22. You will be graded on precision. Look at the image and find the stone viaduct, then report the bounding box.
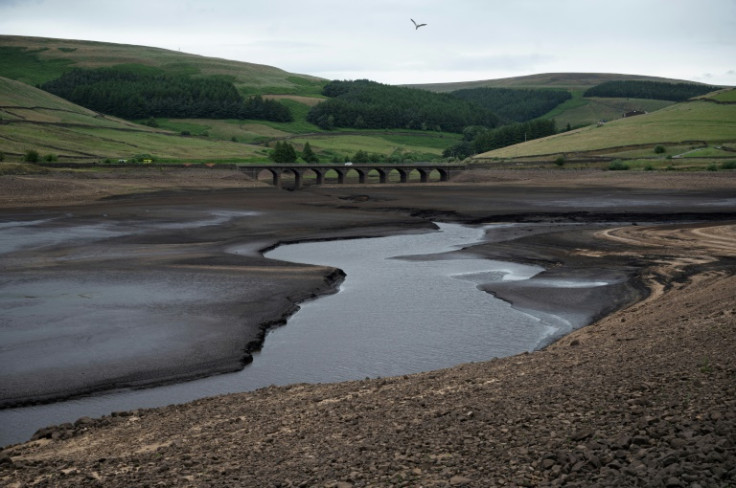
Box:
[237,163,465,189]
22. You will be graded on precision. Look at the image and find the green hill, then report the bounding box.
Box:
[1,35,732,169]
[0,36,462,163]
[408,73,718,130]
[472,93,736,168]
[0,76,268,162]
[0,35,324,96]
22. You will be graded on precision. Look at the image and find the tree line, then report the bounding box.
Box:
[450,87,571,123]
[443,119,557,159]
[41,68,292,121]
[584,80,720,102]
[306,80,499,133]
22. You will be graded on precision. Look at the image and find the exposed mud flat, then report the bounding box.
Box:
[1,169,735,487]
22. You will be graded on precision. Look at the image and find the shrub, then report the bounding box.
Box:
[44,154,57,162]
[554,156,566,167]
[721,160,736,170]
[654,145,666,154]
[707,163,718,171]
[23,149,40,163]
[608,160,629,171]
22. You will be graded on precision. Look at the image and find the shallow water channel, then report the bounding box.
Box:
[0,221,568,446]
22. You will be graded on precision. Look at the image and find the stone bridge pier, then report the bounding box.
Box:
[237,164,465,189]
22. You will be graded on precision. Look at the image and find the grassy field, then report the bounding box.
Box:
[543,91,674,129]
[473,97,736,169]
[701,88,736,103]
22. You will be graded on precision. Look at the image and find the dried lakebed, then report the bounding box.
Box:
[0,215,633,446]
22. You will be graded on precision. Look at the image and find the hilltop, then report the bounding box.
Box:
[0,35,324,95]
[404,72,703,92]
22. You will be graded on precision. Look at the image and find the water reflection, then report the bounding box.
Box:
[0,222,560,446]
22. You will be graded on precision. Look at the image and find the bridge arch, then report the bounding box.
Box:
[238,163,463,189]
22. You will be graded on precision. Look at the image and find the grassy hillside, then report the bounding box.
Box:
[2,35,731,168]
[0,73,459,163]
[0,76,268,162]
[408,73,719,130]
[473,94,736,169]
[542,92,674,130]
[0,35,325,96]
[0,36,466,164]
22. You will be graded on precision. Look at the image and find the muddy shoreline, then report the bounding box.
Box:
[2,169,736,487]
[1,173,735,409]
[1,187,714,409]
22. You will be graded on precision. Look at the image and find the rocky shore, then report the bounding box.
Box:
[1,168,735,487]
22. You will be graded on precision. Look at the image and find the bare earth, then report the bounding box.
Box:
[1,168,735,487]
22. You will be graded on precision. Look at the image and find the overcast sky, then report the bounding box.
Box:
[2,0,735,85]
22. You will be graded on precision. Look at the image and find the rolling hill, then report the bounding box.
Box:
[1,35,733,168]
[0,35,465,163]
[472,91,736,166]
[407,73,719,130]
[0,76,270,162]
[0,35,324,96]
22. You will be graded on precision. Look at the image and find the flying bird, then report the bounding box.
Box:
[411,18,427,30]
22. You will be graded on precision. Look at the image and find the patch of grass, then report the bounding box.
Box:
[699,357,714,374]
[0,162,49,175]
[152,119,213,137]
[543,94,674,130]
[708,88,736,103]
[284,132,459,162]
[0,46,74,85]
[677,146,736,158]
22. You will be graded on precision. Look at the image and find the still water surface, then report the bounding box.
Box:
[0,222,562,446]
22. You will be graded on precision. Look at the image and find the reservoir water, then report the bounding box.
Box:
[0,221,563,446]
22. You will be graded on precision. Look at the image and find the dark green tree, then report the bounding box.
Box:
[352,150,370,163]
[301,142,319,163]
[584,80,720,101]
[23,149,40,163]
[270,141,297,163]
